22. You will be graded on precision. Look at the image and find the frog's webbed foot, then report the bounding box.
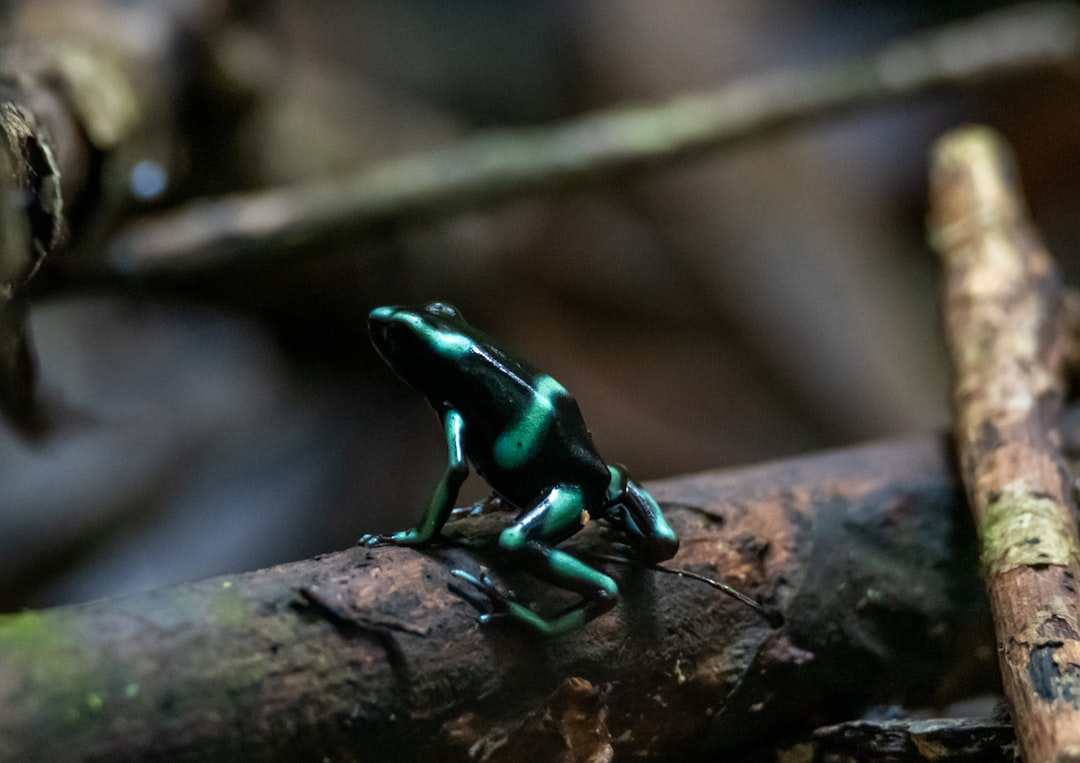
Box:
[449,504,484,520]
[450,567,611,637]
[357,533,392,547]
[449,569,515,623]
[450,494,509,519]
[357,529,431,547]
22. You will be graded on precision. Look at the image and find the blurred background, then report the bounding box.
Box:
[2,0,1079,610]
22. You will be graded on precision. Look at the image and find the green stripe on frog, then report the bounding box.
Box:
[494,375,566,469]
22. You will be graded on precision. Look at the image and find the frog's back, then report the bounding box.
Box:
[371,301,612,510]
[457,356,611,509]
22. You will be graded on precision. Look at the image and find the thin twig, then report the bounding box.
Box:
[651,562,782,626]
[586,551,782,626]
[106,2,1080,275]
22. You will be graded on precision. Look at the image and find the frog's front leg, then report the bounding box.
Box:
[360,409,468,546]
[453,484,618,637]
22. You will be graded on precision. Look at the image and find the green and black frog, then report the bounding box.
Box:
[361,302,679,636]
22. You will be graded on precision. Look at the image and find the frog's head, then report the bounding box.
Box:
[368,302,476,395]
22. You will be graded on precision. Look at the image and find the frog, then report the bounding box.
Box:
[361,301,679,636]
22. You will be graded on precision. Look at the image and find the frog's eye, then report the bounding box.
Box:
[424,302,462,320]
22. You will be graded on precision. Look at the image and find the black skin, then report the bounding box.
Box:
[361,302,679,636]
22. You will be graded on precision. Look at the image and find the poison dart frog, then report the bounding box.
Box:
[361,302,679,636]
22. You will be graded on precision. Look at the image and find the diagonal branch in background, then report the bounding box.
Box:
[930,125,1080,763]
[105,2,1080,276]
[0,434,995,762]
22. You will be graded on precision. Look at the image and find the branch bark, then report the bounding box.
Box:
[812,716,1017,761]
[0,434,993,762]
[930,126,1080,763]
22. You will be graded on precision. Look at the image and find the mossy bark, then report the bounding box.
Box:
[931,125,1080,763]
[0,434,991,762]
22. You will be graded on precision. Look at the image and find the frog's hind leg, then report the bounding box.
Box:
[488,484,618,636]
[605,465,679,564]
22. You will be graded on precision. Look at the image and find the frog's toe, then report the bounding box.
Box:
[608,540,636,557]
[449,569,513,616]
[357,533,389,547]
[449,568,498,596]
[358,529,431,547]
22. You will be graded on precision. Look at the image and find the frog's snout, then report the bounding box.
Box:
[368,307,399,356]
[369,306,396,323]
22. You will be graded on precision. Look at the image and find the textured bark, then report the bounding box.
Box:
[812,716,1017,762]
[0,434,992,762]
[930,126,1080,763]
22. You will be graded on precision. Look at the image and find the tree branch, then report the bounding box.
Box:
[930,125,1080,763]
[812,716,1017,761]
[104,2,1080,275]
[0,434,993,761]
[0,51,73,432]
[0,0,226,432]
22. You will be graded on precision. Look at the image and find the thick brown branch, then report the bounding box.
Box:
[0,434,992,762]
[930,126,1080,763]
